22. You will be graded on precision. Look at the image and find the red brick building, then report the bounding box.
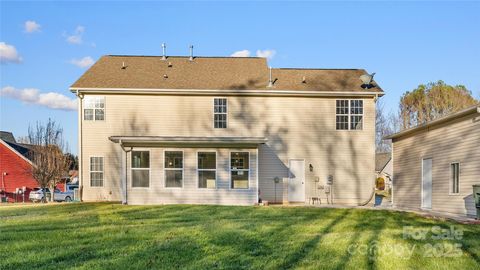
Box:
[0,132,37,202]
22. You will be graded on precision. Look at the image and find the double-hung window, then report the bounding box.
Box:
[230,152,249,189]
[198,152,216,189]
[84,96,105,121]
[165,151,183,188]
[131,151,150,188]
[90,157,104,187]
[451,163,460,194]
[214,98,227,128]
[336,99,363,130]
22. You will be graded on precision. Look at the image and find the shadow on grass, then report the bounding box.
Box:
[276,209,352,269]
[2,204,480,270]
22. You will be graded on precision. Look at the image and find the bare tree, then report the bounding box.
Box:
[27,119,71,202]
[376,99,391,152]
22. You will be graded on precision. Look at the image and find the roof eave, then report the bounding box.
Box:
[384,105,480,140]
[70,87,384,97]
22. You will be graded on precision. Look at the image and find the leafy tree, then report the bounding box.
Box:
[400,81,478,129]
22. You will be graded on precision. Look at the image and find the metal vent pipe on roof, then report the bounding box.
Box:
[189,45,194,61]
[267,66,273,87]
[161,43,167,60]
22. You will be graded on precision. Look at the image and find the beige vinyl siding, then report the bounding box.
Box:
[392,113,480,216]
[125,148,257,205]
[80,94,376,205]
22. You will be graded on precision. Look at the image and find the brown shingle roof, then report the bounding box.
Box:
[71,55,383,93]
[375,152,391,172]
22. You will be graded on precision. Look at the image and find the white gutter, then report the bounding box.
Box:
[75,90,84,201]
[109,136,268,144]
[119,140,132,205]
[70,87,384,97]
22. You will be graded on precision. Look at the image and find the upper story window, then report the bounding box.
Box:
[214,98,227,128]
[84,97,105,121]
[336,99,363,130]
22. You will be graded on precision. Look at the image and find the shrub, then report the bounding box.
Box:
[376,177,385,190]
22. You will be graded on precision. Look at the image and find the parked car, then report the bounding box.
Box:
[29,187,74,202]
[65,184,78,192]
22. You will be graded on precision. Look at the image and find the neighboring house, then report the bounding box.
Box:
[375,152,392,189]
[385,105,480,217]
[0,132,36,202]
[70,55,384,205]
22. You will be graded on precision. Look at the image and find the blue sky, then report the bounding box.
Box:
[1,1,479,154]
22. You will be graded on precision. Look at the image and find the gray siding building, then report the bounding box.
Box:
[386,105,480,217]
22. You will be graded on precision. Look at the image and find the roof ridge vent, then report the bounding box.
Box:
[161,43,167,60]
[189,45,194,61]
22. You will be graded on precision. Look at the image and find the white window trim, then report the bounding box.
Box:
[131,150,150,189]
[197,150,217,189]
[335,99,363,131]
[213,97,228,129]
[164,149,184,189]
[449,162,460,195]
[229,150,250,190]
[83,96,106,121]
[89,155,104,188]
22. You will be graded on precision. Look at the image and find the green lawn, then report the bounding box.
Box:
[0,203,479,270]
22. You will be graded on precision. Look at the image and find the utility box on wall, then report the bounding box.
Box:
[326,175,333,185]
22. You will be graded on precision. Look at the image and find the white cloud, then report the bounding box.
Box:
[65,26,85,44]
[70,56,94,68]
[24,20,41,33]
[230,50,251,57]
[231,49,277,59]
[0,42,22,64]
[256,49,276,59]
[0,86,77,111]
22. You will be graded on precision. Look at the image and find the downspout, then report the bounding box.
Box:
[75,90,84,201]
[119,140,132,205]
[358,94,379,206]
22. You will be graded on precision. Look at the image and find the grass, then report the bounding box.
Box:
[0,203,479,270]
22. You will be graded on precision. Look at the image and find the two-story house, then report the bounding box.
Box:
[70,55,384,205]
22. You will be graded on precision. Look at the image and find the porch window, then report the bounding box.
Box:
[165,151,183,188]
[214,98,227,128]
[451,163,460,194]
[230,152,249,189]
[336,99,363,130]
[90,157,104,187]
[131,151,149,188]
[198,152,216,188]
[84,96,105,121]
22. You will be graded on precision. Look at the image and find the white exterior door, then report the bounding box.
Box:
[288,159,305,202]
[422,158,432,209]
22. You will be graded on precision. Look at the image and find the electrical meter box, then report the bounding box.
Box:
[326,175,333,185]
